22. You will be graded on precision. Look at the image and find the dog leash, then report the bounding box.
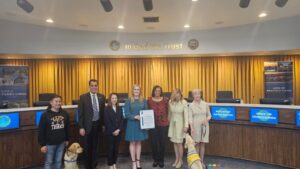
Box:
[200,124,206,140]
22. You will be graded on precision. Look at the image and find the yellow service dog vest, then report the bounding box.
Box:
[187,149,201,166]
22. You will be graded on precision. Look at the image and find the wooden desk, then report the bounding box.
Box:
[1,103,300,169]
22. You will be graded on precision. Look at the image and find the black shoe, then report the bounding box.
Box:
[136,159,142,169]
[152,162,158,167]
[158,162,164,168]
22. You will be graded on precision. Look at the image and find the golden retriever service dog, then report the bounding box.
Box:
[64,143,83,169]
[185,134,204,169]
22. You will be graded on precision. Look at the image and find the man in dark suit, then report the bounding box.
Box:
[78,79,105,169]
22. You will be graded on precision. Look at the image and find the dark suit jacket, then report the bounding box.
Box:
[104,106,124,135]
[78,92,105,134]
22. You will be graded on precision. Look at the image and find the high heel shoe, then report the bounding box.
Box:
[172,161,178,167]
[175,161,183,168]
[136,159,142,169]
[132,160,137,169]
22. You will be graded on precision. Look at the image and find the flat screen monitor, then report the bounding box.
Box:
[35,111,44,126]
[296,110,300,127]
[250,108,278,124]
[211,106,236,121]
[0,112,20,130]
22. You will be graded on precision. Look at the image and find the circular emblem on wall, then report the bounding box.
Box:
[109,40,121,51]
[188,39,199,50]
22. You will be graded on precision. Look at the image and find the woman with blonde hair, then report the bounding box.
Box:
[124,84,148,169]
[188,89,211,163]
[168,88,188,168]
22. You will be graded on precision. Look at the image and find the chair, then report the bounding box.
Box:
[216,91,233,99]
[33,93,56,107]
[162,92,172,99]
[72,100,79,105]
[39,93,56,101]
[116,93,128,103]
[216,91,241,103]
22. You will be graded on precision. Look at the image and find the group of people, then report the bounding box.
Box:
[38,79,211,169]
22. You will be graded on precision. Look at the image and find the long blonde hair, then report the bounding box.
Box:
[130,84,144,103]
[170,88,183,103]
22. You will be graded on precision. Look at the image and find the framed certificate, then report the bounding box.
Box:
[140,109,155,129]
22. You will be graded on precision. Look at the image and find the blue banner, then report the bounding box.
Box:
[0,112,20,130]
[0,65,29,108]
[296,110,300,127]
[250,108,278,124]
[211,106,236,121]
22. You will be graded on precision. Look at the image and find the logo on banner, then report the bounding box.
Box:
[0,115,11,127]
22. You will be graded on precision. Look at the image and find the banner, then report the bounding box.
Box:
[211,106,236,121]
[264,61,293,101]
[0,65,29,108]
[250,108,278,124]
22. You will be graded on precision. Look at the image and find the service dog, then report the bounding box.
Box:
[185,134,204,169]
[64,142,83,169]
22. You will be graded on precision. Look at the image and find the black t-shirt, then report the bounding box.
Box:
[38,109,70,146]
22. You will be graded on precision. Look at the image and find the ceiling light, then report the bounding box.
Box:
[239,0,251,8]
[275,0,288,7]
[16,0,34,13]
[184,24,190,28]
[100,0,113,12]
[258,13,267,18]
[192,0,198,2]
[118,25,124,29]
[143,0,153,11]
[46,18,54,23]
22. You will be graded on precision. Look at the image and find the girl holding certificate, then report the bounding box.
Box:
[124,84,148,169]
[168,88,189,168]
[148,85,169,168]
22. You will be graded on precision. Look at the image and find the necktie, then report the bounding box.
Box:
[92,94,99,121]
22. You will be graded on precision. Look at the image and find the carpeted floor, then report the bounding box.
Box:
[29,154,292,169]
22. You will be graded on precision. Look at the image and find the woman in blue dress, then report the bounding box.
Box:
[124,84,148,169]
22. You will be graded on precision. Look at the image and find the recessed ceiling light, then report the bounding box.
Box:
[46,18,54,23]
[258,12,267,18]
[118,25,124,29]
[192,0,198,2]
[184,24,190,28]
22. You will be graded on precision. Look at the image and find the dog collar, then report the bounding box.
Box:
[65,159,76,163]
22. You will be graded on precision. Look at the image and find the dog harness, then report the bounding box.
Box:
[187,149,201,166]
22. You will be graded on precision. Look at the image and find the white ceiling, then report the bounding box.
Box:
[0,0,300,33]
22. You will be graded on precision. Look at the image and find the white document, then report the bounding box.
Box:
[140,109,155,129]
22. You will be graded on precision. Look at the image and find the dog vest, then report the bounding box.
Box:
[187,149,201,166]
